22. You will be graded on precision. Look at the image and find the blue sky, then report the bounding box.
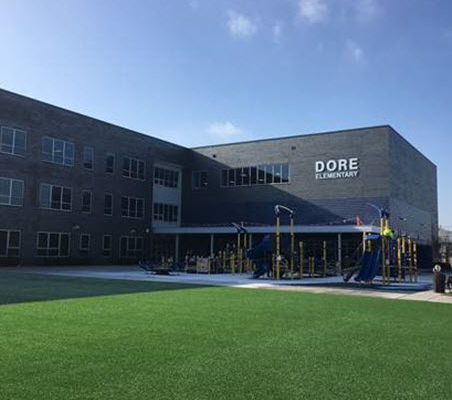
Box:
[1,0,451,225]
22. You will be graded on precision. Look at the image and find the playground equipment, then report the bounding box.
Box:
[150,203,419,286]
[341,205,418,284]
[274,205,295,280]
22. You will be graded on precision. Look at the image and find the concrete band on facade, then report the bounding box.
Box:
[0,88,438,267]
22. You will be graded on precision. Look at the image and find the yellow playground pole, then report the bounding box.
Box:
[290,215,295,279]
[243,233,248,273]
[397,237,402,282]
[413,240,418,282]
[237,232,243,275]
[385,218,391,284]
[299,241,304,279]
[230,251,235,275]
[276,214,281,280]
[408,237,413,283]
[309,256,314,277]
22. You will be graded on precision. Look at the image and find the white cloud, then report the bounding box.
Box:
[272,22,283,43]
[355,0,380,21]
[298,0,328,23]
[207,122,243,138]
[227,11,258,38]
[346,40,364,62]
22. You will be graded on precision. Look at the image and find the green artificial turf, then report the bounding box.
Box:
[0,272,451,400]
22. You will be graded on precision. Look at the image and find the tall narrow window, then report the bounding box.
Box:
[79,234,90,256]
[102,235,112,257]
[0,127,26,156]
[82,190,92,213]
[83,147,94,170]
[104,193,113,216]
[105,152,115,173]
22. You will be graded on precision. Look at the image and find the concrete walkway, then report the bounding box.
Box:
[4,265,452,304]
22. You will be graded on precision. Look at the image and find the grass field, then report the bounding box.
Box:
[0,271,451,400]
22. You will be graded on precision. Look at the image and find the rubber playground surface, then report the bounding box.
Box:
[0,268,451,400]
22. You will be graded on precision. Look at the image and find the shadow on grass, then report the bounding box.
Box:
[0,271,210,305]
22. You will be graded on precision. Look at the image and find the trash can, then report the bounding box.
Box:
[433,271,446,294]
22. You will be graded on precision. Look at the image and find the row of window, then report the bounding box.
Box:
[1,177,179,224]
[153,203,179,223]
[154,166,179,188]
[0,230,143,259]
[221,163,290,187]
[191,164,291,190]
[1,126,147,180]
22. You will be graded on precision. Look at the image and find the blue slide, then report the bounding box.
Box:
[247,235,273,279]
[354,250,381,283]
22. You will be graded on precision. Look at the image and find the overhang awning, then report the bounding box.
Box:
[152,225,380,235]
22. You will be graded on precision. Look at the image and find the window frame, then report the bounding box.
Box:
[0,229,21,257]
[220,163,290,188]
[104,193,113,216]
[0,177,24,207]
[120,196,145,219]
[152,202,178,223]
[83,146,94,170]
[36,232,71,257]
[122,156,145,181]
[39,183,72,211]
[119,236,144,259]
[81,190,92,214]
[102,235,113,257]
[105,152,115,174]
[0,126,27,157]
[79,233,90,256]
[192,170,208,190]
[41,136,74,166]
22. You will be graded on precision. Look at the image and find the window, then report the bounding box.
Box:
[153,203,178,223]
[104,193,113,216]
[41,137,74,166]
[102,235,112,257]
[221,163,290,187]
[121,196,144,219]
[0,178,24,206]
[154,166,179,188]
[39,184,72,211]
[82,190,92,213]
[83,146,94,170]
[192,171,207,190]
[105,153,115,173]
[79,234,90,256]
[0,230,20,257]
[0,126,26,156]
[36,232,70,257]
[122,156,145,180]
[120,236,143,258]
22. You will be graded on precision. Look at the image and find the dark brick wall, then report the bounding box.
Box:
[0,89,189,265]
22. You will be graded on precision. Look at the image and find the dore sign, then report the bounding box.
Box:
[315,158,359,180]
